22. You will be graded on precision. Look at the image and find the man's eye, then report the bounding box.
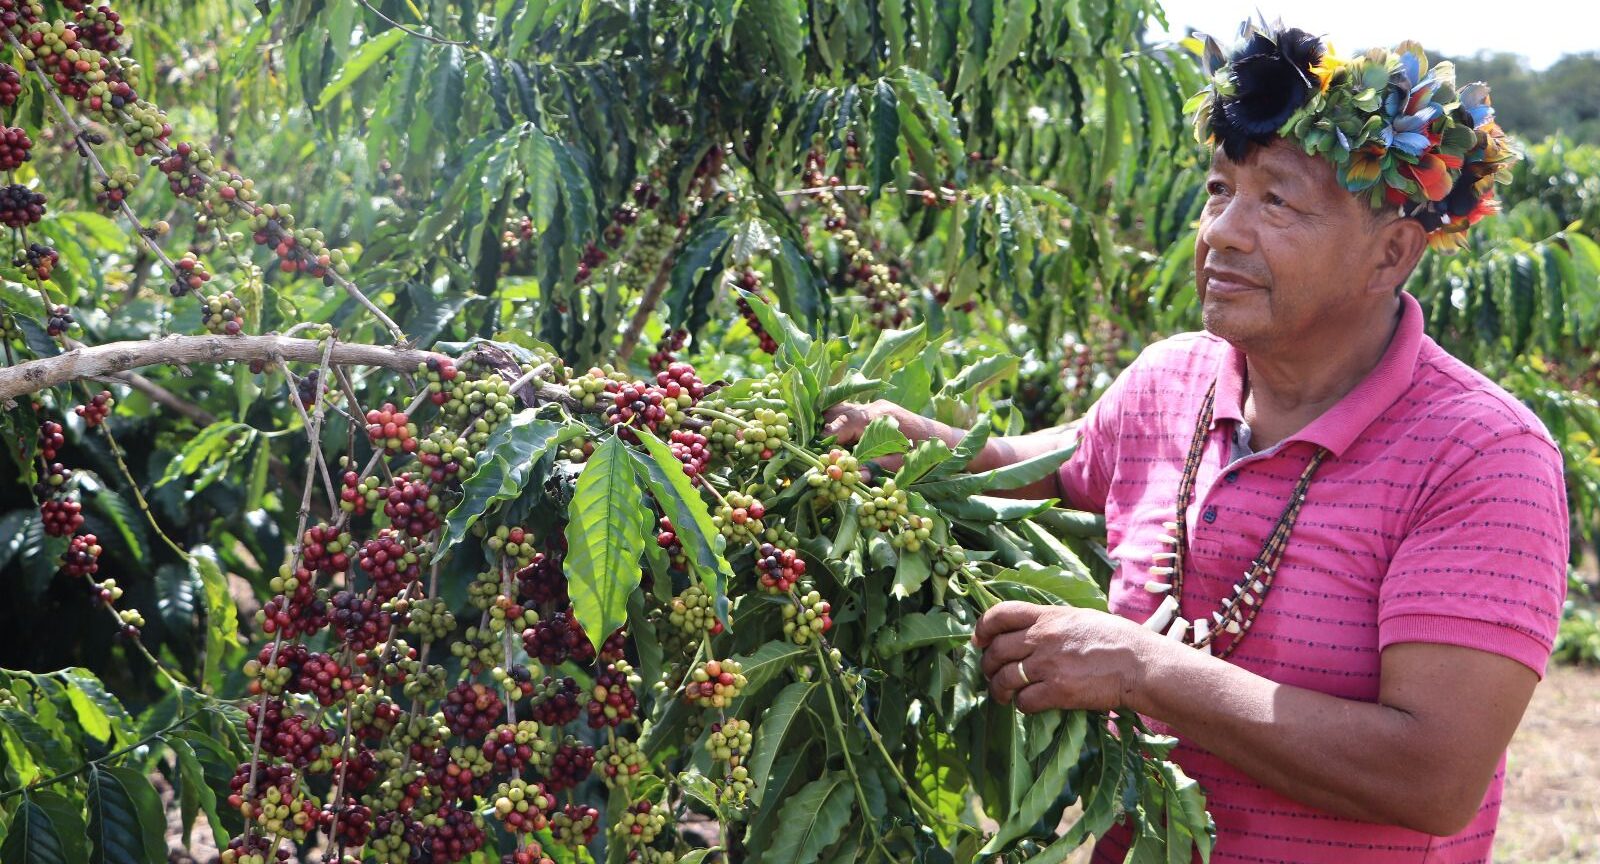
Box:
[1265,193,1289,207]
[1206,181,1228,196]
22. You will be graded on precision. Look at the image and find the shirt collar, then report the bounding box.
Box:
[1210,291,1424,458]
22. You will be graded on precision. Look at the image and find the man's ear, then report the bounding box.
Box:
[1368,216,1429,296]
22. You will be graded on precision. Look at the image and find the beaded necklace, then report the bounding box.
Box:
[1139,379,1327,658]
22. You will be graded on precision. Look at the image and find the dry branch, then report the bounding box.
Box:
[0,334,582,410]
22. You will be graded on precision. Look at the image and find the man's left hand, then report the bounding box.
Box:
[974,600,1155,714]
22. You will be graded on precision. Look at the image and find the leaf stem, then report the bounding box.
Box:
[809,641,893,864]
[0,706,207,801]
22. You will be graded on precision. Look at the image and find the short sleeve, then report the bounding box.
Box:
[1379,431,1569,678]
[1055,362,1137,514]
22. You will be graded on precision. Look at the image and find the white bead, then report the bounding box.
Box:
[1252,579,1266,593]
[1194,617,1211,646]
[1159,534,1181,546]
[1232,583,1245,595]
[1143,580,1173,594]
[1225,619,1242,634]
[1152,551,1178,563]
[1242,592,1257,606]
[1150,566,1175,577]
[1143,595,1179,632]
[1212,611,1225,625]
[1162,521,1180,532]
[1165,618,1190,641]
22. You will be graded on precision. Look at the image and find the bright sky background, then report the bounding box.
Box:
[1146,1,1600,70]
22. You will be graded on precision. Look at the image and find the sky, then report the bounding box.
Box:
[1145,1,1600,70]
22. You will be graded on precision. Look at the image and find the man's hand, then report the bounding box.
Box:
[973,600,1155,713]
[820,399,1076,498]
[820,400,921,446]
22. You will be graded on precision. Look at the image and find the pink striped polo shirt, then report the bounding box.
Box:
[1056,292,1568,863]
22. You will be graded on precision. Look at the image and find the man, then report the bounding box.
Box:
[821,23,1567,863]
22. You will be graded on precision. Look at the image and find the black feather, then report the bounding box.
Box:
[1209,27,1326,160]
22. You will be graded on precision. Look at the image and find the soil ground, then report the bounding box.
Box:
[1050,664,1600,864]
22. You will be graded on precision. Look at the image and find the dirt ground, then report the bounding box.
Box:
[1496,662,1600,862]
[1048,663,1600,864]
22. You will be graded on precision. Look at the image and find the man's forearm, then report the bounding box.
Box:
[900,415,1078,499]
[1129,639,1464,836]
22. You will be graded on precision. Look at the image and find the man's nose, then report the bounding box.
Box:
[1200,197,1255,255]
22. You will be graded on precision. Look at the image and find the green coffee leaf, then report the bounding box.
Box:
[896,437,954,486]
[316,27,408,108]
[1,790,85,864]
[565,436,649,656]
[876,610,970,656]
[758,772,856,864]
[190,545,240,693]
[630,429,737,618]
[87,764,165,864]
[853,415,910,462]
[440,413,582,556]
[860,325,927,380]
[748,681,817,806]
[57,669,129,744]
[729,640,807,694]
[914,439,1077,498]
[981,710,1088,853]
[933,494,1055,521]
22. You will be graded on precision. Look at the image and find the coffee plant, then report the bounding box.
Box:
[0,0,1596,861]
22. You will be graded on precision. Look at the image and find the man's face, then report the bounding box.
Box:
[1194,138,1388,352]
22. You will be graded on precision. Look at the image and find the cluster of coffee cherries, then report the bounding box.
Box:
[735,407,790,460]
[365,402,419,454]
[15,242,59,281]
[573,240,609,284]
[782,589,834,644]
[45,304,74,337]
[60,532,101,578]
[802,149,914,328]
[171,252,211,297]
[94,165,136,211]
[655,517,687,570]
[200,290,245,335]
[648,328,688,373]
[755,543,806,593]
[613,799,668,847]
[587,661,641,728]
[733,267,778,353]
[683,659,746,709]
[667,428,712,481]
[490,778,553,833]
[708,718,755,806]
[73,390,113,426]
[668,585,723,636]
[0,67,20,107]
[712,490,766,545]
[36,421,84,537]
[420,356,461,405]
[623,206,677,290]
[499,213,536,271]
[890,513,935,552]
[596,736,649,789]
[805,448,863,506]
[0,183,46,227]
[0,125,32,170]
[860,478,911,531]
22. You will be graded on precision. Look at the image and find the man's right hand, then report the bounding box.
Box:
[819,398,1075,500]
[819,400,920,446]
